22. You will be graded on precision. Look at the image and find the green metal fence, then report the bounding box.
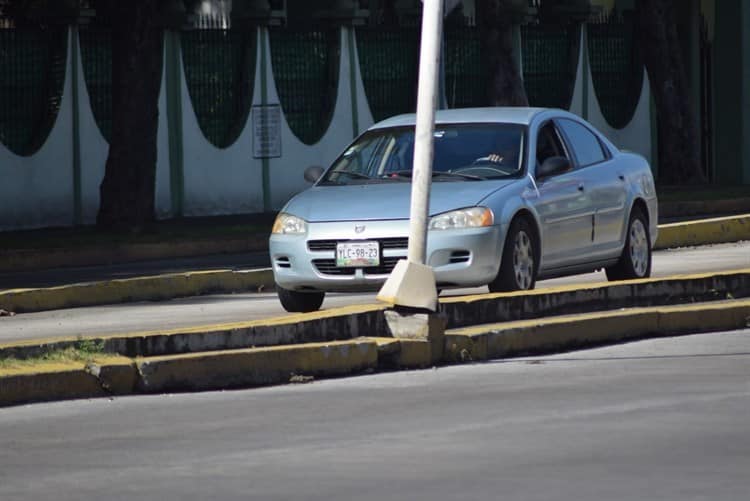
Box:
[269,28,339,145]
[445,26,487,108]
[0,27,67,156]
[181,29,255,149]
[79,28,112,141]
[521,23,579,110]
[588,19,643,129]
[355,28,420,122]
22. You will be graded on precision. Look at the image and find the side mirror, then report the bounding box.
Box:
[536,156,571,179]
[304,165,325,183]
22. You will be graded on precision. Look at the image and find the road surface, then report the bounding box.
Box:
[1,329,748,501]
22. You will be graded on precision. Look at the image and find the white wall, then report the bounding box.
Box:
[265,27,367,209]
[180,29,264,217]
[0,23,654,230]
[567,25,652,163]
[0,30,75,231]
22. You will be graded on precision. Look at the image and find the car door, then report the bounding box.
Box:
[556,118,627,260]
[531,121,594,270]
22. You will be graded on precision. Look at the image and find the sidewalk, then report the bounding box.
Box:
[0,251,270,291]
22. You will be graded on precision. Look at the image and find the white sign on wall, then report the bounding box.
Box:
[252,105,282,158]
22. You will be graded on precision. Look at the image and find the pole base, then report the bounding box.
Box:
[376,259,438,311]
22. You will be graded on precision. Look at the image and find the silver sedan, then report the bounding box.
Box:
[269,107,658,312]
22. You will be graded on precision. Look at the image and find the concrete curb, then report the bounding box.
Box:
[0,355,136,407]
[2,268,748,362]
[2,299,749,408]
[1,215,748,314]
[0,268,275,313]
[444,299,750,361]
[654,214,750,249]
[136,339,379,393]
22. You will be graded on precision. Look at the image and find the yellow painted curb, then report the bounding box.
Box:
[0,268,275,313]
[136,339,379,392]
[0,355,135,407]
[655,214,750,249]
[445,299,750,361]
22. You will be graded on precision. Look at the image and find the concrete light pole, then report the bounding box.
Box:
[376,0,444,312]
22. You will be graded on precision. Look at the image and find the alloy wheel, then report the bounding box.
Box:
[513,230,534,289]
[629,219,649,277]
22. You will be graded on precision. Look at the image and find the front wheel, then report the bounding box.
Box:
[277,286,325,313]
[488,217,538,293]
[606,208,652,281]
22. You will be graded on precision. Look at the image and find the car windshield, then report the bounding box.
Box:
[319,123,526,185]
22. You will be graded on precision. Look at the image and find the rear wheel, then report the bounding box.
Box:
[488,217,538,293]
[606,207,651,281]
[277,286,325,313]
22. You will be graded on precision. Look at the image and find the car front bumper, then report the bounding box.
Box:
[269,219,505,293]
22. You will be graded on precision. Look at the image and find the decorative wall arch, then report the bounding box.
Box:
[521,23,580,110]
[269,28,339,145]
[0,27,67,156]
[587,19,644,129]
[181,29,256,149]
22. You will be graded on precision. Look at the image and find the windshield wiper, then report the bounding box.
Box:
[434,171,484,181]
[382,170,483,181]
[382,170,413,179]
[332,170,372,180]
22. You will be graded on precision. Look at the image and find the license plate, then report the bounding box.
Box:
[336,241,380,267]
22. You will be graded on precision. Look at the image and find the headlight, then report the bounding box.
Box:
[271,213,307,234]
[429,207,494,230]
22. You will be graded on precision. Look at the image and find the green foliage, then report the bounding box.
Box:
[0,338,105,370]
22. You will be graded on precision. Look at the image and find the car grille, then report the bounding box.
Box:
[307,237,409,252]
[312,256,402,276]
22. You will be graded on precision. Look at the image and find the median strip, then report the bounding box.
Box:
[2,298,749,408]
[3,268,748,362]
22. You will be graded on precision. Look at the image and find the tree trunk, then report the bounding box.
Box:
[96,0,164,231]
[476,0,528,106]
[635,0,705,185]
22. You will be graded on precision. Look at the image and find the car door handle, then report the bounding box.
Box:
[577,183,585,191]
[618,174,625,181]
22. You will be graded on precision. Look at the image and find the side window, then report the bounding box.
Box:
[557,119,607,167]
[536,122,568,167]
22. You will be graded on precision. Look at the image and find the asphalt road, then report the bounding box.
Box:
[1,329,748,501]
[0,241,748,345]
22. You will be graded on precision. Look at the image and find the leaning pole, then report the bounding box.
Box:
[376,0,443,312]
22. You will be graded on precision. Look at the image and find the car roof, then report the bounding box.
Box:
[369,107,551,130]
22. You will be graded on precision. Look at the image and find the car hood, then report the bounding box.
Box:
[283,180,515,222]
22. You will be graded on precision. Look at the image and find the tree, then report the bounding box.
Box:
[6,0,198,231]
[475,0,528,106]
[635,0,705,185]
[94,0,167,231]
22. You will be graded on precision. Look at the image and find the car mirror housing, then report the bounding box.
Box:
[304,166,325,183]
[537,156,571,179]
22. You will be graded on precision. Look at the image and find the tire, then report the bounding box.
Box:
[277,286,325,313]
[605,207,652,281]
[488,217,538,293]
